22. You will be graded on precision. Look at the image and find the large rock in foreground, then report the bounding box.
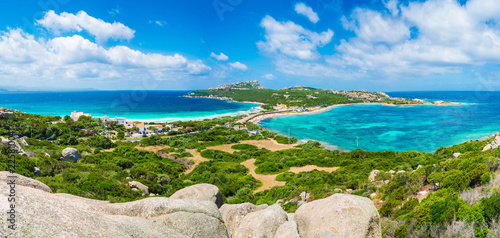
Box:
[220,203,269,237]
[61,148,81,162]
[294,193,381,238]
[0,171,52,193]
[0,173,228,238]
[171,183,224,208]
[233,204,288,238]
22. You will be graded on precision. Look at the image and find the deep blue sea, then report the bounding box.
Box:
[0,91,259,122]
[259,91,500,152]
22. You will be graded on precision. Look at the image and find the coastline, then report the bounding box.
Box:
[249,102,462,124]
[185,95,463,124]
[184,95,266,106]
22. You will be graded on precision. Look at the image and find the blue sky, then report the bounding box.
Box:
[0,0,499,91]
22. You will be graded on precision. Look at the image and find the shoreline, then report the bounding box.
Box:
[185,95,463,124]
[183,95,266,106]
[249,102,462,124]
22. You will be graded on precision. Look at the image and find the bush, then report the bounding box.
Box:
[231,144,259,150]
[275,136,298,144]
[394,224,407,238]
[441,170,470,191]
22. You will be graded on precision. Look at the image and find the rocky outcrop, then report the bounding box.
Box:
[128,181,149,197]
[33,167,41,177]
[61,148,81,162]
[0,171,52,193]
[0,172,382,238]
[171,183,223,208]
[233,204,288,238]
[483,136,500,151]
[1,137,28,157]
[0,173,228,238]
[368,170,380,181]
[294,193,381,238]
[453,153,461,158]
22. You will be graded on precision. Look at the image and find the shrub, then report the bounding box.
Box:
[231,144,259,150]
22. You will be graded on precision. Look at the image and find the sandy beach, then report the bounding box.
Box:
[246,101,462,124]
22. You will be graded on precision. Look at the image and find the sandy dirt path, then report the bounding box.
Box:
[288,165,340,173]
[240,159,340,193]
[241,159,286,193]
[135,145,170,153]
[184,149,209,175]
[207,139,298,153]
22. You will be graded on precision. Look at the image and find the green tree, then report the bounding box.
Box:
[441,170,470,191]
[117,131,125,140]
[427,172,444,188]
[246,122,260,131]
[406,172,423,195]
[46,125,61,138]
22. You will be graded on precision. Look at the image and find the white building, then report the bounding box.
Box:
[70,111,91,121]
[92,115,126,125]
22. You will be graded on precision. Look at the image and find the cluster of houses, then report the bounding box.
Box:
[330,90,389,101]
[70,111,167,136]
[69,111,261,140]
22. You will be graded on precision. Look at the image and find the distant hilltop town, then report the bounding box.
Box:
[209,80,264,90]
[187,80,461,109]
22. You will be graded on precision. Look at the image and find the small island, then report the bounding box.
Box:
[186,80,461,123]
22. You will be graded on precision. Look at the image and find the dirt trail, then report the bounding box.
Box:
[184,149,209,175]
[241,159,286,193]
[207,139,298,153]
[135,145,170,153]
[288,165,339,173]
[240,159,340,193]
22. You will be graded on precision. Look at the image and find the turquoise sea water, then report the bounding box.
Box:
[0,91,259,122]
[259,92,500,152]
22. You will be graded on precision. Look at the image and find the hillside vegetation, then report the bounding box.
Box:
[1,106,499,237]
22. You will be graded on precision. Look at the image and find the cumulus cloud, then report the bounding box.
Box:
[335,0,500,75]
[261,73,277,80]
[229,62,248,71]
[383,0,400,16]
[294,3,319,23]
[260,0,500,79]
[37,10,135,44]
[210,52,229,61]
[342,9,410,44]
[0,28,211,83]
[257,15,333,60]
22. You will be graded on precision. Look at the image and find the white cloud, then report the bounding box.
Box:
[294,3,320,23]
[261,73,277,80]
[37,10,135,44]
[150,20,167,27]
[0,28,211,83]
[260,0,500,79]
[257,15,333,60]
[335,0,500,75]
[343,8,410,44]
[229,62,248,71]
[383,0,400,16]
[210,52,229,61]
